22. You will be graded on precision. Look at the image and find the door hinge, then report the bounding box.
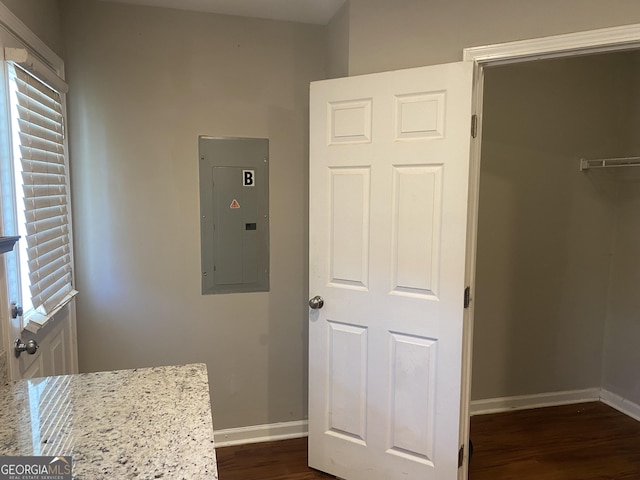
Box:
[471,114,478,138]
[464,286,471,309]
[458,445,464,468]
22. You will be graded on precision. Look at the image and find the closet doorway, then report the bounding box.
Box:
[468,48,640,477]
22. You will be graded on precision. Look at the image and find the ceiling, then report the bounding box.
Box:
[98,0,346,25]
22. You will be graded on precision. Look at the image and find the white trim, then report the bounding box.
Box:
[470,389,640,423]
[0,3,64,78]
[462,25,640,480]
[464,23,640,65]
[458,64,486,480]
[600,389,640,422]
[5,47,67,93]
[23,291,79,334]
[470,388,601,416]
[214,420,308,448]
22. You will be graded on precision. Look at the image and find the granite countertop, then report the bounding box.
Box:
[0,363,218,479]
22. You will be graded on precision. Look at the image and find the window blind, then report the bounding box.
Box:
[8,63,76,316]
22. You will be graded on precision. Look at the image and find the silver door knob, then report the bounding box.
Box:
[15,338,38,358]
[309,295,324,309]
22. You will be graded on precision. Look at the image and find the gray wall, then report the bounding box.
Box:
[602,52,640,406]
[60,0,326,430]
[0,0,63,57]
[5,0,640,430]
[326,0,349,79]
[346,0,640,74]
[473,52,639,401]
[335,0,640,405]
[605,181,640,405]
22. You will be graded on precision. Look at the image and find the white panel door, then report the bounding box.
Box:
[309,61,473,480]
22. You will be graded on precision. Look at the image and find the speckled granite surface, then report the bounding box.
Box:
[0,350,7,387]
[0,363,218,479]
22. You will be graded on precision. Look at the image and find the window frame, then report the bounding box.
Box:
[5,60,77,331]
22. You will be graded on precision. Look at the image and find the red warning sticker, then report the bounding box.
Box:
[230,199,240,209]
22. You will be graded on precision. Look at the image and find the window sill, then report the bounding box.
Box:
[23,290,78,334]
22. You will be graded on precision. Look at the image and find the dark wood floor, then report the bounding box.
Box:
[216,436,331,479]
[470,402,640,480]
[216,402,640,480]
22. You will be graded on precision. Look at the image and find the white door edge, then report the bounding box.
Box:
[459,22,640,480]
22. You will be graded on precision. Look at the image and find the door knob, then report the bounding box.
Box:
[309,295,324,310]
[15,338,38,358]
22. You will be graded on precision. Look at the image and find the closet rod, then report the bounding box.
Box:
[580,156,640,171]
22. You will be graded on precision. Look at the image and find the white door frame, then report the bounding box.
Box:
[459,23,640,479]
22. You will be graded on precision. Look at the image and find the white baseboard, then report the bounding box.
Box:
[470,388,601,415]
[471,388,640,423]
[213,391,640,448]
[214,420,308,448]
[600,389,640,422]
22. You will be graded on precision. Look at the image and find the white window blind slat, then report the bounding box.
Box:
[16,99,62,123]
[26,216,66,236]
[28,254,70,285]
[17,105,62,131]
[24,194,67,211]
[27,245,70,276]
[25,225,68,248]
[21,156,65,171]
[33,273,73,313]
[24,184,66,198]
[27,235,69,268]
[8,62,75,316]
[20,146,65,165]
[18,132,63,155]
[15,91,63,121]
[22,173,66,189]
[14,70,62,114]
[15,97,62,123]
[29,261,71,298]
[15,87,62,117]
[17,118,63,145]
[25,205,68,224]
[20,160,65,177]
[28,252,72,302]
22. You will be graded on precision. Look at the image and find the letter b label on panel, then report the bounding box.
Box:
[243,169,255,187]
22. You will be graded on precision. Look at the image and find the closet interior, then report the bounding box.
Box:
[471,50,640,420]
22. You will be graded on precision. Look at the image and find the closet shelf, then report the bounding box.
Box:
[580,156,640,171]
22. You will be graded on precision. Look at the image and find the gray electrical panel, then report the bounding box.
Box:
[199,136,269,294]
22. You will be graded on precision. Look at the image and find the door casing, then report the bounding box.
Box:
[459,22,640,480]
